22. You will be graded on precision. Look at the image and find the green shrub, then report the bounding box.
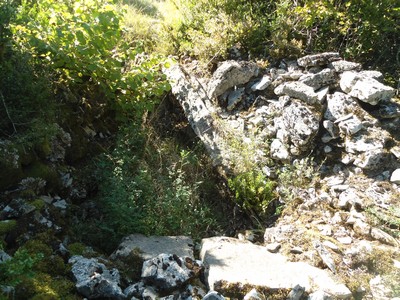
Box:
[0,249,43,288]
[12,0,171,120]
[72,124,221,251]
[228,170,276,218]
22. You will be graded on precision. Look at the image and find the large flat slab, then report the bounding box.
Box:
[110,234,194,260]
[200,237,351,299]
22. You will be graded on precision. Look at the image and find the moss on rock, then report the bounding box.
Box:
[0,220,17,236]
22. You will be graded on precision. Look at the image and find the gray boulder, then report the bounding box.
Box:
[324,92,358,121]
[0,250,11,263]
[207,61,259,99]
[275,99,321,155]
[274,82,319,105]
[142,253,203,292]
[348,77,396,105]
[330,60,362,72]
[69,255,125,299]
[340,71,395,105]
[297,52,341,68]
[299,68,336,90]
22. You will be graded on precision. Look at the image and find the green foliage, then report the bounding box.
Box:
[0,220,17,236]
[10,0,170,121]
[73,124,220,251]
[0,249,43,287]
[228,170,276,217]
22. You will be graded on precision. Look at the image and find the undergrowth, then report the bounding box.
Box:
[72,122,224,252]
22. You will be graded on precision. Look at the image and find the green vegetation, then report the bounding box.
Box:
[228,171,276,218]
[72,124,222,252]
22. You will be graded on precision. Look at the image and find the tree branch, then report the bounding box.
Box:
[0,90,17,136]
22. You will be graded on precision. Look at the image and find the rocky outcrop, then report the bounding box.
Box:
[165,52,400,299]
[69,255,125,299]
[166,52,400,175]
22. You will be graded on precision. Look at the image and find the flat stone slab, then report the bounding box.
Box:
[200,237,351,299]
[110,234,194,260]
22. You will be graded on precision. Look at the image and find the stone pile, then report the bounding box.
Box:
[163,52,400,299]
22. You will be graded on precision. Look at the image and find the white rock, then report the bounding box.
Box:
[308,290,332,300]
[110,234,194,261]
[244,288,265,300]
[325,92,357,121]
[203,291,225,300]
[349,77,396,105]
[299,68,336,90]
[337,115,363,136]
[370,275,393,300]
[390,169,400,184]
[251,76,272,91]
[207,61,259,99]
[330,60,362,72]
[287,284,305,300]
[353,150,387,170]
[353,219,371,237]
[359,70,384,81]
[297,52,341,68]
[336,236,352,245]
[142,253,202,292]
[316,86,330,102]
[370,228,399,246]
[270,139,290,161]
[340,71,360,93]
[274,82,319,105]
[200,237,351,298]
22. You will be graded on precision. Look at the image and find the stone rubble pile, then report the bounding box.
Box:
[161,52,400,299]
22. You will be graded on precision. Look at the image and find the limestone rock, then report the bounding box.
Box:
[308,290,332,300]
[200,237,351,298]
[251,76,272,91]
[390,169,400,184]
[227,87,245,111]
[299,68,336,90]
[337,115,363,136]
[280,100,321,153]
[141,253,202,292]
[330,60,362,72]
[314,241,336,273]
[370,275,393,300]
[207,61,259,99]
[297,52,341,68]
[274,82,319,105]
[348,77,396,105]
[124,282,145,299]
[353,150,388,170]
[270,139,290,162]
[0,250,11,263]
[324,92,358,121]
[370,228,399,246]
[287,284,305,300]
[110,234,194,261]
[203,291,225,300]
[69,255,125,299]
[244,288,265,300]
